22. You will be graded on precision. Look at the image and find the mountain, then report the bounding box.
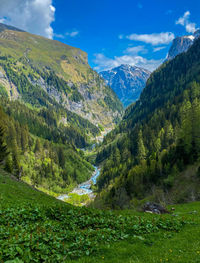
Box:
[0,23,123,195]
[0,23,123,129]
[100,64,151,107]
[167,30,200,60]
[95,36,200,209]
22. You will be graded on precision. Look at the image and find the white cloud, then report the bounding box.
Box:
[0,18,6,23]
[0,0,55,39]
[153,46,166,52]
[176,11,198,33]
[125,32,175,45]
[125,45,147,55]
[176,11,190,26]
[186,23,197,34]
[54,33,65,39]
[54,30,79,39]
[66,31,79,37]
[94,52,163,72]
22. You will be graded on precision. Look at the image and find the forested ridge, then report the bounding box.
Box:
[95,37,200,208]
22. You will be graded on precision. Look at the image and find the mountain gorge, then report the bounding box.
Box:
[100,64,151,107]
[95,36,200,209]
[0,23,123,195]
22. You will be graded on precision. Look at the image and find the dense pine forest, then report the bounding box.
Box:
[95,37,200,208]
[0,100,95,194]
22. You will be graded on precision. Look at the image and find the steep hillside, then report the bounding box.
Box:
[0,23,123,129]
[100,64,150,107]
[0,102,95,195]
[0,169,197,263]
[95,37,200,208]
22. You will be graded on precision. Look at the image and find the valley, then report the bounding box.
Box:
[0,3,200,262]
[57,166,100,205]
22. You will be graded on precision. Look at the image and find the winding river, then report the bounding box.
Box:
[57,128,110,203]
[57,166,100,202]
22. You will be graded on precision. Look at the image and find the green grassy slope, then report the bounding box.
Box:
[0,24,123,128]
[0,170,200,263]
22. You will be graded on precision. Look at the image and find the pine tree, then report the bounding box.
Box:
[179,101,193,161]
[0,126,8,165]
[5,154,13,173]
[21,126,29,152]
[12,150,20,179]
[137,130,146,162]
[58,147,65,168]
[34,139,41,153]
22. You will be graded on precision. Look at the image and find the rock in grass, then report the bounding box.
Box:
[143,202,169,214]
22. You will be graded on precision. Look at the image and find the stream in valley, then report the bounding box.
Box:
[57,166,100,202]
[57,128,110,203]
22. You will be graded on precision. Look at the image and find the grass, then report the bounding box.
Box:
[0,169,200,262]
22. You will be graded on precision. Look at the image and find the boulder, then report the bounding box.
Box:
[143,202,169,214]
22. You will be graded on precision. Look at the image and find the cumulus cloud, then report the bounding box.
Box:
[124,45,147,55]
[66,31,79,37]
[0,0,55,39]
[53,33,65,39]
[54,30,79,39]
[125,32,175,45]
[93,52,163,72]
[176,11,198,33]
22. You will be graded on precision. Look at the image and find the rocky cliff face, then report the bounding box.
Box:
[0,23,123,129]
[167,30,200,60]
[100,64,151,107]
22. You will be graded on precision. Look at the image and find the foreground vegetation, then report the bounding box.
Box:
[0,170,200,262]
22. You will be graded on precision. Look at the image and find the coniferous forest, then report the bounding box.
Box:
[95,37,200,208]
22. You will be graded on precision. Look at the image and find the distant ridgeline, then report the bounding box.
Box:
[95,37,200,208]
[0,23,123,194]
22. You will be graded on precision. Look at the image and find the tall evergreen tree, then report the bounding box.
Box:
[0,126,8,165]
[137,130,146,162]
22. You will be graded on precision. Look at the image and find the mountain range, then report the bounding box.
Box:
[100,64,151,107]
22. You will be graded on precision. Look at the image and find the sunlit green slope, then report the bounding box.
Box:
[1,169,199,263]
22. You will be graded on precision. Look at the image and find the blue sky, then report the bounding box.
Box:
[52,0,200,72]
[0,0,200,72]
